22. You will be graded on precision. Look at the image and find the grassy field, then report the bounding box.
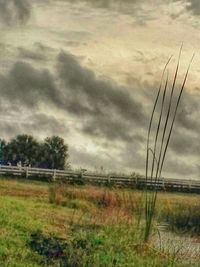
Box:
[0,178,199,267]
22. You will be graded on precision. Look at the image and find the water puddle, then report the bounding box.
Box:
[153,225,200,264]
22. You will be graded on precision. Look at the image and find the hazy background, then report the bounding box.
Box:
[1,0,200,178]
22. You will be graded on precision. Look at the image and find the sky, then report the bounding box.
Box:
[0,0,200,178]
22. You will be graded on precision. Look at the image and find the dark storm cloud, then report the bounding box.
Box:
[57,51,145,122]
[0,61,62,108]
[2,49,199,151]
[0,51,147,143]
[0,0,31,25]
[57,51,147,142]
[0,50,199,176]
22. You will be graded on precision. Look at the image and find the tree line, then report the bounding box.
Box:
[0,134,69,170]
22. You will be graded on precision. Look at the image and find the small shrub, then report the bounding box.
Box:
[160,203,200,234]
[69,174,85,185]
[29,231,68,261]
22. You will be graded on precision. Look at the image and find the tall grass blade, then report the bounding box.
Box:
[146,56,172,183]
[143,47,194,243]
[158,54,194,177]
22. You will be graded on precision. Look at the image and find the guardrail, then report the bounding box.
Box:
[0,165,199,193]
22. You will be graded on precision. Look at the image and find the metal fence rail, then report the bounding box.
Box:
[0,165,199,193]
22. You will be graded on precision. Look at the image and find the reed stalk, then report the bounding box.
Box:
[144,48,194,242]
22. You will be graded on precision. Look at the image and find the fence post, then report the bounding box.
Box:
[135,176,138,187]
[26,167,29,179]
[162,177,165,190]
[53,169,56,181]
[188,179,191,191]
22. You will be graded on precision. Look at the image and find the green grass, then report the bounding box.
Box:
[0,196,44,266]
[0,178,199,266]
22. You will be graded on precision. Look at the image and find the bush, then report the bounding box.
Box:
[160,203,200,234]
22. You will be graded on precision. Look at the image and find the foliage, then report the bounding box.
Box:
[0,134,69,170]
[0,138,7,160]
[40,136,68,169]
[4,134,40,166]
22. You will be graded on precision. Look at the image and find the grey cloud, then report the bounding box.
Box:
[57,51,145,122]
[0,0,31,25]
[82,116,142,142]
[64,41,87,48]
[54,0,154,24]
[170,128,200,156]
[0,51,147,145]
[0,112,69,140]
[118,142,145,171]
[18,47,47,61]
[176,90,200,132]
[0,52,147,144]
[164,155,198,177]
[69,147,115,170]
[0,61,62,109]
[28,113,69,136]
[57,0,200,24]
[69,144,142,173]
[50,29,92,41]
[185,0,200,15]
[171,0,200,17]
[81,0,140,9]
[168,90,200,156]
[57,51,147,142]
[1,50,199,177]
[34,42,55,53]
[58,0,141,9]
[17,42,56,62]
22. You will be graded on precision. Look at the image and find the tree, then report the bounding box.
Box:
[4,134,40,166]
[0,139,7,164]
[41,136,68,170]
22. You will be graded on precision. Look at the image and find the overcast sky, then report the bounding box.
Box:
[1,0,200,178]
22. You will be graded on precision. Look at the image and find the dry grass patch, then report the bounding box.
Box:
[0,178,49,200]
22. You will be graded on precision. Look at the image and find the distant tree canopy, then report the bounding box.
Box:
[0,135,69,170]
